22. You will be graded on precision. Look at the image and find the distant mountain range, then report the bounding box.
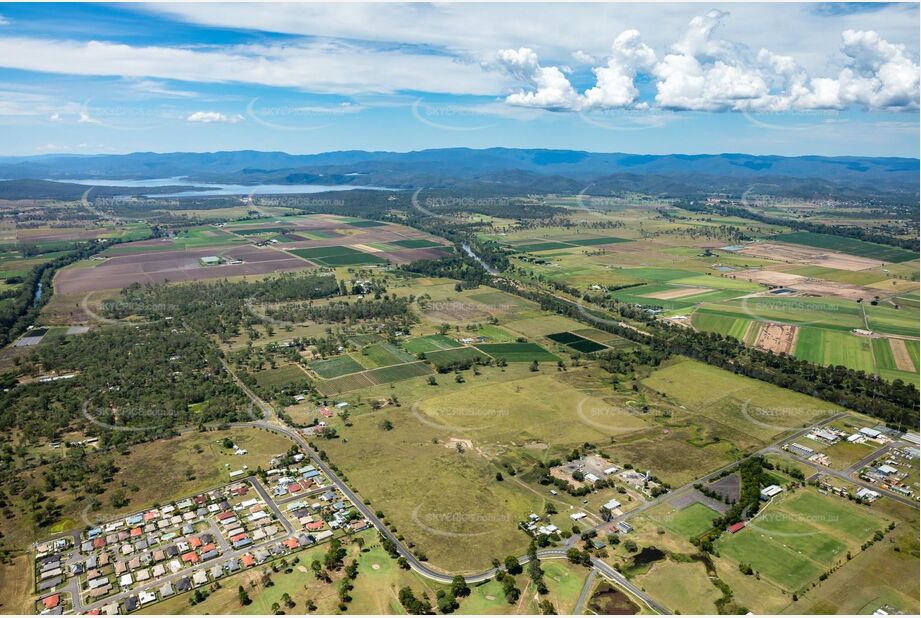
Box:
[0,148,917,201]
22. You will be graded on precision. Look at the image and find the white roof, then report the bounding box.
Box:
[877,464,898,475]
[860,427,881,437]
[761,484,784,497]
[584,473,600,483]
[604,466,619,475]
[570,512,587,520]
[603,498,622,510]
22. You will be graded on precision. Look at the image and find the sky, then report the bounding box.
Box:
[0,2,918,158]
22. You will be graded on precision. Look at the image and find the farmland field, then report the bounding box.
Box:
[309,354,365,378]
[546,331,608,353]
[474,342,560,362]
[771,231,917,263]
[288,245,386,265]
[403,334,461,353]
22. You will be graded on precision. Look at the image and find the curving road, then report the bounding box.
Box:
[221,350,670,613]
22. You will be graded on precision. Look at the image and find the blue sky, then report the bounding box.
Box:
[0,2,917,157]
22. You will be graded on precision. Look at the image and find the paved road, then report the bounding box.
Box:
[573,569,596,614]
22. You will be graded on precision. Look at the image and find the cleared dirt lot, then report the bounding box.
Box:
[737,243,884,271]
[753,322,799,354]
[732,269,872,301]
[54,245,310,294]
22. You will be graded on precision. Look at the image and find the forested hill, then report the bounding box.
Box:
[0,148,917,200]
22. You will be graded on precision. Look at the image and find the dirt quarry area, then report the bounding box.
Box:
[753,322,798,354]
[737,243,884,271]
[732,269,871,301]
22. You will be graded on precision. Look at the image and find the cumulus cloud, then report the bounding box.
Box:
[186,111,243,123]
[499,11,919,113]
[496,47,583,110]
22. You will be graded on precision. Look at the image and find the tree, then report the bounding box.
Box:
[238,586,252,606]
[450,575,470,598]
[437,590,458,614]
[539,600,557,615]
[504,555,522,575]
[380,419,394,431]
[495,471,504,481]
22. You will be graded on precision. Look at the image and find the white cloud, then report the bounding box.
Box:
[496,47,582,110]
[499,11,918,113]
[186,111,243,123]
[48,112,60,122]
[0,36,510,96]
[0,15,8,26]
[572,50,595,65]
[78,110,101,124]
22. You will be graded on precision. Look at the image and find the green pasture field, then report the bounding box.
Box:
[356,342,416,368]
[344,219,388,227]
[252,363,307,388]
[770,231,917,263]
[288,245,386,266]
[315,372,375,395]
[474,341,560,362]
[546,331,608,353]
[781,265,889,286]
[864,304,919,337]
[403,334,461,354]
[702,296,864,331]
[872,338,897,370]
[642,358,840,443]
[365,361,434,385]
[231,226,292,236]
[794,328,876,374]
[716,489,884,593]
[309,354,365,378]
[517,241,574,252]
[425,346,490,366]
[474,324,518,342]
[391,238,443,249]
[656,502,720,538]
[565,235,631,246]
[691,310,753,340]
[503,315,590,338]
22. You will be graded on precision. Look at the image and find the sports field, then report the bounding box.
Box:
[716,490,884,592]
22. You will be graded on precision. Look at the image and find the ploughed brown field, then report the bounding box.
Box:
[54,245,310,294]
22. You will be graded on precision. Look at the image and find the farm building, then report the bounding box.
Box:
[760,485,784,500]
[199,256,222,266]
[600,498,622,521]
[727,522,746,534]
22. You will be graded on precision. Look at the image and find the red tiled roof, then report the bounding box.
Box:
[189,536,202,548]
[216,511,234,520]
[288,483,302,493]
[93,538,106,549]
[181,551,200,563]
[130,527,142,537]
[42,595,60,609]
[200,543,216,553]
[230,533,248,543]
[305,521,324,530]
[241,554,254,567]
[727,522,746,534]
[283,537,299,549]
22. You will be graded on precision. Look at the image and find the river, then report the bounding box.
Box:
[461,243,498,275]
